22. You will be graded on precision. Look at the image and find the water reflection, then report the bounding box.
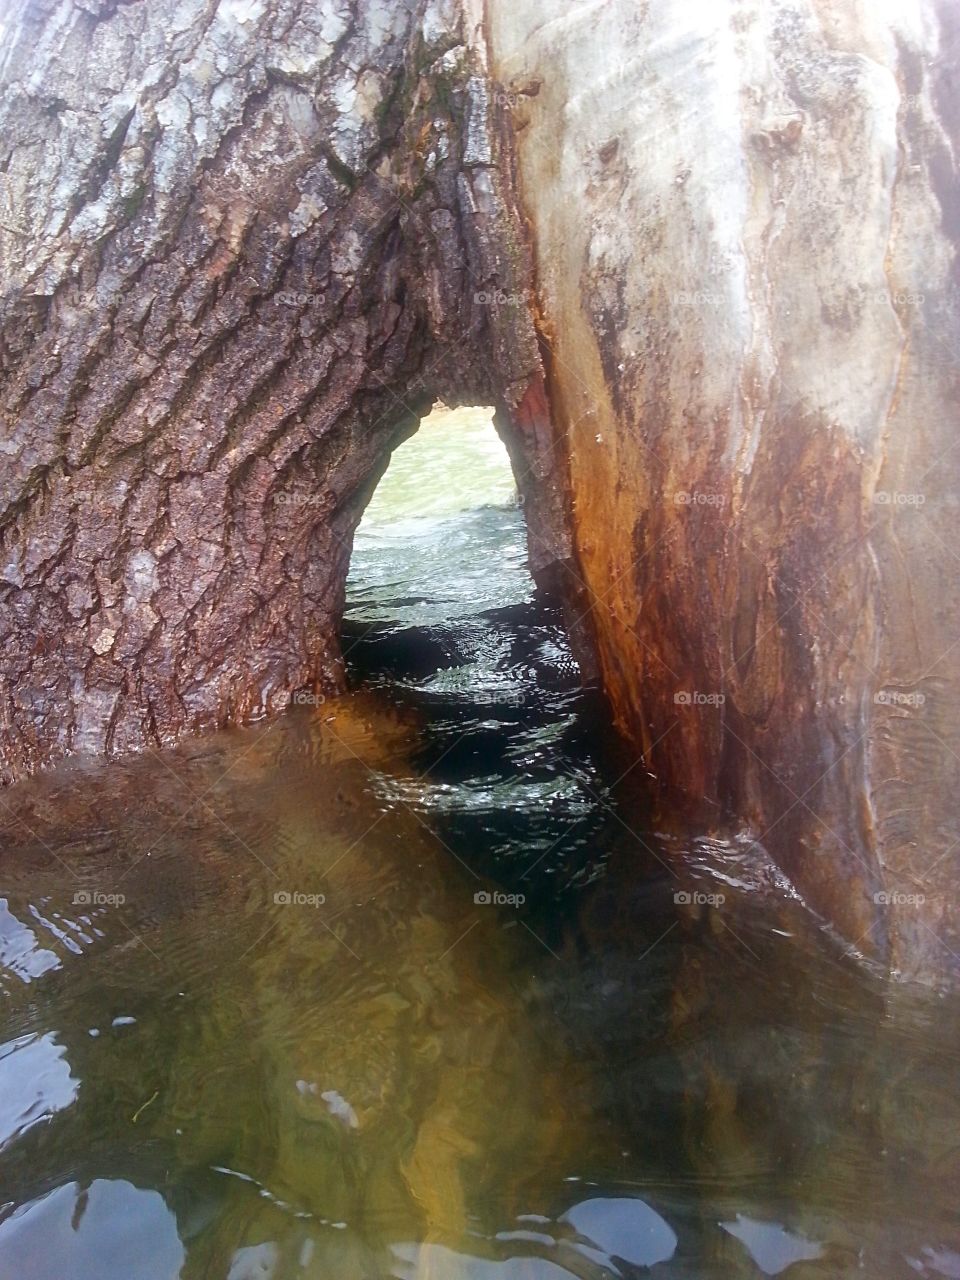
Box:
[0,410,958,1278]
[561,1197,677,1270]
[0,1179,184,1280]
[0,899,62,984]
[0,1032,78,1150]
[0,682,956,1278]
[720,1215,823,1275]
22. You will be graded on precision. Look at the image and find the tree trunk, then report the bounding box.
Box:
[486,0,960,984]
[0,0,577,780]
[3,0,960,985]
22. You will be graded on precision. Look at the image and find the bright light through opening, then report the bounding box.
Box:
[359,403,514,529]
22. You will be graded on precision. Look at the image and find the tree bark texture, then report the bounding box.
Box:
[0,0,575,782]
[3,0,960,985]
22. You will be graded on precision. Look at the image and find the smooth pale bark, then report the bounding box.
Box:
[486,0,960,984]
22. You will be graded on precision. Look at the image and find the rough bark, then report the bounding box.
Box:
[486,0,960,984]
[0,0,575,781]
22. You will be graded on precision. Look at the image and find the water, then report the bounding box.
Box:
[0,408,958,1279]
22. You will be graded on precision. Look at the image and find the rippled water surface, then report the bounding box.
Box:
[1,408,959,1279]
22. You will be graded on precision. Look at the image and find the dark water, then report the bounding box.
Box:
[1,412,959,1279]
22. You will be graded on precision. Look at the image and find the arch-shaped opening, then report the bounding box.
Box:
[339,401,606,892]
[346,403,524,632]
[343,401,537,690]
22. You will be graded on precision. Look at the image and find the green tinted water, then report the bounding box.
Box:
[364,406,517,522]
[0,410,958,1279]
